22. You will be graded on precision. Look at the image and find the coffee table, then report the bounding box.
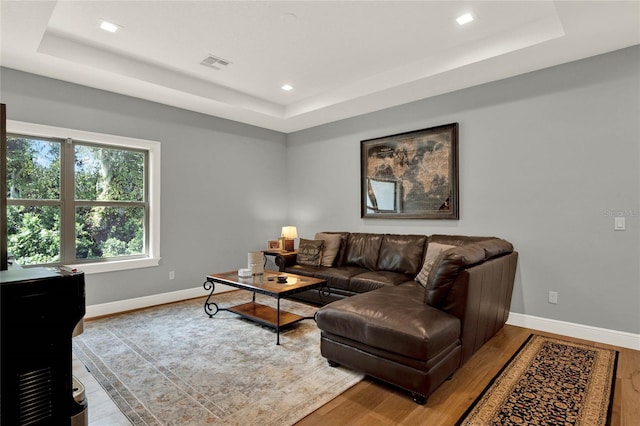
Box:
[203,270,326,345]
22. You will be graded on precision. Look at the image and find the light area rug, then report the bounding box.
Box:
[73,291,363,426]
[456,334,618,426]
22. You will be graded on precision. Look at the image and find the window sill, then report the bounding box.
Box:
[70,257,161,275]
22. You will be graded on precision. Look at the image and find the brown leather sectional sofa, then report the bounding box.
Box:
[275,232,518,404]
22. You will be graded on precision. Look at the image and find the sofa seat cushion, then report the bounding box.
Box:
[285,264,322,277]
[316,285,461,361]
[312,266,369,289]
[349,271,414,292]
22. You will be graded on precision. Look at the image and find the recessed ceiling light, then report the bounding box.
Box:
[100,20,119,33]
[456,13,474,26]
[281,84,294,91]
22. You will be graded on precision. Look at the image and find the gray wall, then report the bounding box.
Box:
[287,46,640,334]
[1,68,288,305]
[2,45,639,334]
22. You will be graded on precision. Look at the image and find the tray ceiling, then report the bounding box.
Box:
[1,1,638,133]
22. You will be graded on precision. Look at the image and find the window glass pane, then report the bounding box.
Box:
[75,145,145,202]
[7,205,61,265]
[6,136,61,200]
[76,206,145,259]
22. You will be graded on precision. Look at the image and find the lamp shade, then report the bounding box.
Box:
[281,226,298,239]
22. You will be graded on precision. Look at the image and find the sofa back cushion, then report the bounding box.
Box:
[376,234,428,275]
[424,243,485,307]
[428,234,493,247]
[415,242,456,287]
[343,233,383,271]
[424,238,514,307]
[318,232,350,266]
[314,232,343,267]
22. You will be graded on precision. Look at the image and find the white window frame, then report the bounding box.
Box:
[7,120,161,274]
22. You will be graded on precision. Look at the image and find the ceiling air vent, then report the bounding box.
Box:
[200,55,231,70]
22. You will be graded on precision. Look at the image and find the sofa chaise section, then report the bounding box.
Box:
[306,233,518,404]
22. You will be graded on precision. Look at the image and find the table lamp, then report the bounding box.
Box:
[280,226,298,251]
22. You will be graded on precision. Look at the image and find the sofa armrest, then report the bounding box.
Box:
[442,251,518,364]
[274,252,298,271]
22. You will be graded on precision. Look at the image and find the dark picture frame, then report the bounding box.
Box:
[361,123,459,219]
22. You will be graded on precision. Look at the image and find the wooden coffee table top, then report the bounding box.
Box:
[207,270,326,298]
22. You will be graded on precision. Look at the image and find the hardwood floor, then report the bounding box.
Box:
[72,353,131,425]
[295,325,640,426]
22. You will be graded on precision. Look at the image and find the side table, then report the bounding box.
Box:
[262,249,296,267]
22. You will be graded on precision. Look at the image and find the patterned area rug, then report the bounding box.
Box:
[457,334,618,426]
[73,292,363,425]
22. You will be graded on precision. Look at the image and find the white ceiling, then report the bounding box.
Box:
[1,1,639,133]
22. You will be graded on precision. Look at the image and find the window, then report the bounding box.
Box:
[6,136,62,265]
[5,121,160,273]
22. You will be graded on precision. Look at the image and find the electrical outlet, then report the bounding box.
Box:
[169,271,175,280]
[548,291,558,304]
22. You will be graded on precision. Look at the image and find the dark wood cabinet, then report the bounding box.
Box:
[1,268,87,425]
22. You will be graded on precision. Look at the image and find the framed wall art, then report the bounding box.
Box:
[361,123,459,219]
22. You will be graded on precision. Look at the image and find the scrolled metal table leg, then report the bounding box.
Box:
[319,283,331,304]
[203,278,220,317]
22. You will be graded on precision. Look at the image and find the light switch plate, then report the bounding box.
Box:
[614,216,626,231]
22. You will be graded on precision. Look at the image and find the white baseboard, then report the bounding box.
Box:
[87,292,639,351]
[507,312,640,351]
[85,284,234,319]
